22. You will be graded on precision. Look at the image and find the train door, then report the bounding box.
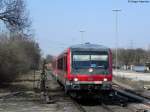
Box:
[63,55,68,84]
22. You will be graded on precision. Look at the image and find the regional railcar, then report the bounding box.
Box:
[53,43,112,95]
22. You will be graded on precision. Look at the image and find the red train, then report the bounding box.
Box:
[52,43,112,96]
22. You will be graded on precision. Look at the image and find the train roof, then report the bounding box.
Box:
[69,43,109,51]
[56,43,110,58]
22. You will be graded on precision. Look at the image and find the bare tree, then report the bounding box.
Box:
[0,0,41,83]
[0,33,41,83]
[45,55,54,63]
[112,48,149,67]
[0,0,30,32]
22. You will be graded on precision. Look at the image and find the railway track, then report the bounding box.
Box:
[47,71,150,112]
[112,83,150,112]
[38,82,150,112]
[68,93,135,112]
[67,86,150,112]
[0,91,24,99]
[73,100,133,112]
[70,97,87,112]
[101,103,133,112]
[113,83,150,103]
[1,84,149,111]
[49,82,150,112]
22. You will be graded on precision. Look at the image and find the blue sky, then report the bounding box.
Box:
[26,0,150,56]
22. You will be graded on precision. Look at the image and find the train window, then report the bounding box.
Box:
[57,56,67,71]
[57,58,63,70]
[63,56,67,71]
[73,55,90,61]
[91,55,108,61]
[72,51,109,74]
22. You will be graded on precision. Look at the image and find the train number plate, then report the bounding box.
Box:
[94,81,102,84]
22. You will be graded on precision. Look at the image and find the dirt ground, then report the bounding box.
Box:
[1,71,150,112]
[0,71,80,112]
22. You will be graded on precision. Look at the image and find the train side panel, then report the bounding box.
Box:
[54,49,69,86]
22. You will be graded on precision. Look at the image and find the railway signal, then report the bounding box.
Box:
[40,60,53,104]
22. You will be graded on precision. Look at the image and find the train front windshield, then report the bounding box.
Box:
[72,51,109,75]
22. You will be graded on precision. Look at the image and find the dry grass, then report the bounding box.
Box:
[15,70,41,81]
[113,76,150,92]
[0,70,41,92]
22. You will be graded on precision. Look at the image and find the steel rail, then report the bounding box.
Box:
[0,91,24,99]
[101,103,116,112]
[113,84,150,105]
[112,84,150,112]
[69,97,87,112]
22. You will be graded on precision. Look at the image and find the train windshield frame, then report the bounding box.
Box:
[71,51,109,75]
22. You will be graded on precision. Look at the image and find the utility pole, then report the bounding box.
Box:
[112,9,121,73]
[80,30,85,44]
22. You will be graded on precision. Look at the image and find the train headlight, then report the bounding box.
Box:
[103,78,108,82]
[74,78,78,82]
